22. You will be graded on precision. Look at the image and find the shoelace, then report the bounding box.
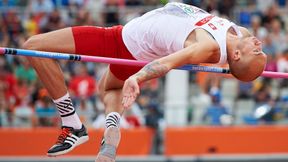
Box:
[56,128,72,144]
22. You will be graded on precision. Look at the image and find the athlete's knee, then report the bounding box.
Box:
[22,34,44,51]
[97,70,124,103]
[23,35,56,68]
[98,83,121,103]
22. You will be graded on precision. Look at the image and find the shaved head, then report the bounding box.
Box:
[229,55,266,82]
[228,36,267,82]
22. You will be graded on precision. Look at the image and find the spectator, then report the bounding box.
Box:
[0,94,8,126]
[15,58,37,85]
[217,0,235,18]
[0,17,9,47]
[29,0,54,14]
[253,83,271,106]
[102,0,120,26]
[74,8,95,26]
[0,58,17,124]
[261,3,283,30]
[265,54,278,72]
[125,103,144,128]
[253,100,283,124]
[14,78,30,106]
[2,10,25,47]
[0,0,18,12]
[248,15,268,42]
[237,81,253,99]
[203,88,231,126]
[262,33,277,57]
[0,60,15,127]
[141,78,160,98]
[68,63,97,109]
[35,96,57,127]
[277,49,288,87]
[256,0,274,12]
[278,49,288,73]
[13,100,34,127]
[125,0,142,6]
[65,0,86,7]
[85,0,105,26]
[0,0,17,7]
[183,0,202,7]
[23,13,40,37]
[41,9,66,33]
[269,18,287,54]
[144,102,162,128]
[205,0,219,15]
[76,98,96,126]
[143,0,160,6]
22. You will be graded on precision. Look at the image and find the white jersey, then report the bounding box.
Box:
[122,2,243,64]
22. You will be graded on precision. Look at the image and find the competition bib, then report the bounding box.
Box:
[159,2,207,18]
[171,2,202,16]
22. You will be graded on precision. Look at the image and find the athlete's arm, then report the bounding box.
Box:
[122,40,217,109]
[133,43,214,82]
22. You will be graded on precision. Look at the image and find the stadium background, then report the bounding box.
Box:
[0,0,288,161]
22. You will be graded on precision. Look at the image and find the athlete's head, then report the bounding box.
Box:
[228,36,267,82]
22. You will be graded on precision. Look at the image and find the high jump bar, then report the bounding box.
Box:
[0,47,287,79]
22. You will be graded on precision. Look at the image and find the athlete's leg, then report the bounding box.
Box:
[22,28,88,156]
[95,67,126,162]
[23,28,74,99]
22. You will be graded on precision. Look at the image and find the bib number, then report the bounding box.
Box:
[172,3,202,16]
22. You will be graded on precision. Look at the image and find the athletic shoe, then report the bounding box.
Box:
[47,125,89,156]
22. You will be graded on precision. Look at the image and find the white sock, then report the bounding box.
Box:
[105,112,121,128]
[53,93,82,129]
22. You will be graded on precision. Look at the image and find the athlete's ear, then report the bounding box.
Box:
[233,49,241,61]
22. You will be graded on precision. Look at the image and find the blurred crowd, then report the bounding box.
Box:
[0,0,288,133]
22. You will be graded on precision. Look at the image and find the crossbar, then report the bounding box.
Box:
[0,47,287,79]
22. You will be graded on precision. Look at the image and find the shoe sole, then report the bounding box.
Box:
[47,135,89,157]
[95,127,120,162]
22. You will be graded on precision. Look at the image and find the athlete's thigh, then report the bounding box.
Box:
[28,27,75,53]
[99,66,124,92]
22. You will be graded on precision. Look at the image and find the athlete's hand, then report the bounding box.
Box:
[122,76,140,109]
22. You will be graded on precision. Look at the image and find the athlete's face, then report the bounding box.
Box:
[240,36,264,56]
[238,36,267,69]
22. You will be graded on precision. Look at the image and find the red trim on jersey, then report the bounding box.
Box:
[195,15,215,26]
